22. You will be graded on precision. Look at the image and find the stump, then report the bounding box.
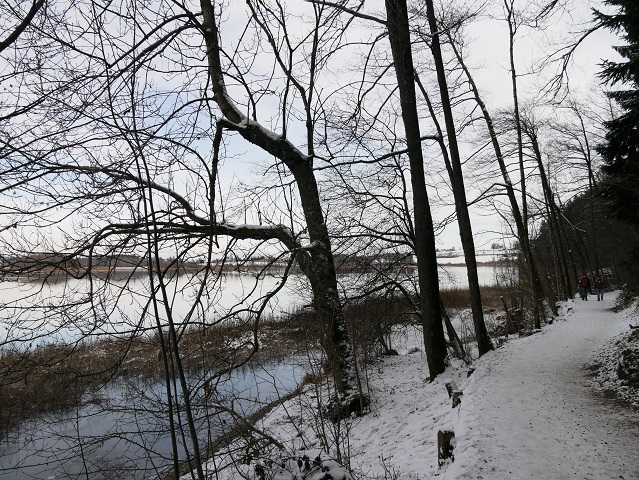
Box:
[500,296,518,334]
[437,430,455,466]
[452,390,463,407]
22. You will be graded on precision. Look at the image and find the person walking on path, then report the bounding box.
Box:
[595,277,605,301]
[579,274,591,300]
[444,291,639,480]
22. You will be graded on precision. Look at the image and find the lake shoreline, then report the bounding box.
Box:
[0,258,514,280]
[1,279,511,479]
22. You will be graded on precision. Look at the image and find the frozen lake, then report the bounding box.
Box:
[0,361,305,480]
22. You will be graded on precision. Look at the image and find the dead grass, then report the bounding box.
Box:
[440,286,505,310]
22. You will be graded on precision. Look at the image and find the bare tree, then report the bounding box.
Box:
[518,110,565,308]
[437,0,575,329]
[0,0,376,477]
[411,0,493,356]
[308,0,451,377]
[549,97,608,274]
[199,0,366,417]
[0,0,45,55]
[384,0,447,378]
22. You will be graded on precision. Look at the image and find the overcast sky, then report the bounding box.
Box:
[0,0,623,256]
[426,0,620,249]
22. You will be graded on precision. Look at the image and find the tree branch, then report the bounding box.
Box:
[0,0,45,54]
[306,0,386,26]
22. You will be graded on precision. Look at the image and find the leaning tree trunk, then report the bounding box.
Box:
[553,201,574,301]
[527,125,572,303]
[450,34,543,328]
[548,198,572,301]
[576,109,601,276]
[505,6,543,329]
[293,165,360,403]
[424,0,492,356]
[556,204,580,291]
[385,0,447,379]
[526,127,560,313]
[200,0,361,410]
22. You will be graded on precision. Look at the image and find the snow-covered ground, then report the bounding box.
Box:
[443,292,639,480]
[186,292,639,480]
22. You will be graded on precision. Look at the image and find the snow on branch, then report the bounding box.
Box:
[200,0,311,169]
[215,223,299,250]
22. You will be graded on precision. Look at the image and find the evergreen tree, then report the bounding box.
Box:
[595,1,639,225]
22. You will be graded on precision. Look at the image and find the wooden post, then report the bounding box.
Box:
[445,381,463,408]
[437,430,455,466]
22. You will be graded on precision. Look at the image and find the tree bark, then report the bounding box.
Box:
[385,0,447,379]
[423,0,492,356]
[449,28,542,329]
[505,0,543,329]
[200,0,360,406]
[524,119,568,307]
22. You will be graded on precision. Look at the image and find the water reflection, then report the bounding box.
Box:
[0,361,305,480]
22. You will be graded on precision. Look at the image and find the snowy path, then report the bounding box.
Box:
[445,293,639,479]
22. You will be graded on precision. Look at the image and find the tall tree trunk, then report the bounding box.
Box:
[505,1,543,328]
[537,142,571,301]
[548,198,572,301]
[385,0,447,379]
[575,108,601,275]
[293,166,360,402]
[525,125,561,312]
[423,0,492,356]
[587,165,599,275]
[553,201,574,301]
[450,34,542,328]
[556,202,580,293]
